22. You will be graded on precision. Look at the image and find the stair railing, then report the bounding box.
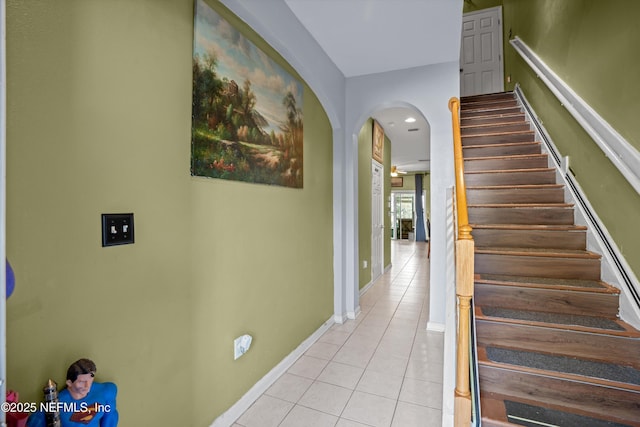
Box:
[449,97,476,427]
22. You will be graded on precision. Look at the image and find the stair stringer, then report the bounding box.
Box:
[514,85,640,330]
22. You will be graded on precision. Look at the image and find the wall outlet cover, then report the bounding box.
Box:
[234,334,253,360]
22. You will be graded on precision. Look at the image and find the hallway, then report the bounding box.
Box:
[234,240,443,427]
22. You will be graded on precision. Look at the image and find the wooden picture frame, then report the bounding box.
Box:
[391,177,403,187]
[372,120,384,163]
[191,0,304,188]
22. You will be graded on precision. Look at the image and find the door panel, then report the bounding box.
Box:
[460,7,504,97]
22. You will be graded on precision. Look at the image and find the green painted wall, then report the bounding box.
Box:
[5,1,334,425]
[463,0,503,14]
[501,0,640,281]
[358,119,392,289]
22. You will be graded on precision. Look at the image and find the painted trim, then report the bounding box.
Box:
[427,322,445,332]
[210,316,335,427]
[510,36,640,195]
[515,85,640,324]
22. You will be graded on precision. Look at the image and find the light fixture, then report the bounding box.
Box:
[404,117,416,123]
[391,166,407,177]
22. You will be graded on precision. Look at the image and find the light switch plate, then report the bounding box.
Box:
[102,213,135,247]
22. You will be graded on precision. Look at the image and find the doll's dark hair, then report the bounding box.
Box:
[66,358,96,382]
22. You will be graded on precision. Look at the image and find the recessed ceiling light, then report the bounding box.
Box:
[404,117,416,123]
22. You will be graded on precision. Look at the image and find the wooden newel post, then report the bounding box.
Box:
[454,227,474,427]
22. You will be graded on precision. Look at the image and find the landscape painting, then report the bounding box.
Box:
[192,0,304,188]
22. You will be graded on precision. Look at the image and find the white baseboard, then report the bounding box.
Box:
[333,313,348,324]
[210,316,335,427]
[359,280,374,295]
[347,306,361,320]
[426,321,445,332]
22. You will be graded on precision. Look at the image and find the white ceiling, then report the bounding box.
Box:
[284,0,463,173]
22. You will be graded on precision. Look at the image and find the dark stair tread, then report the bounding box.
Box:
[461,124,531,136]
[461,113,526,127]
[461,92,515,102]
[461,121,528,131]
[469,203,574,208]
[480,366,640,427]
[475,273,618,293]
[472,224,587,231]
[461,110,522,118]
[480,346,640,387]
[467,183,564,190]
[461,103,520,112]
[462,130,535,138]
[465,153,548,161]
[502,399,637,427]
[475,306,640,335]
[461,99,518,108]
[462,141,540,149]
[475,247,601,259]
[466,167,555,174]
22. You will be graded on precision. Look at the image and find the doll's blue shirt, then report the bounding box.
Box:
[27,382,118,427]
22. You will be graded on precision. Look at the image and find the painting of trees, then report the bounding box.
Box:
[191,0,304,188]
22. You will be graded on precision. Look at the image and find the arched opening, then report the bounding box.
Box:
[347,102,432,319]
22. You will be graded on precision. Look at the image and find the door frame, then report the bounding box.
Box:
[371,160,384,281]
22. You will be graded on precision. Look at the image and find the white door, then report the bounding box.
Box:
[371,162,383,281]
[460,6,504,97]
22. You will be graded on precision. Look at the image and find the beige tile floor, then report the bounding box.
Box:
[234,240,443,427]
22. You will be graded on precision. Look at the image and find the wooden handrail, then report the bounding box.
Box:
[450,97,475,427]
[449,97,472,241]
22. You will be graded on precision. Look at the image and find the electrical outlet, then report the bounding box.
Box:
[362,260,368,269]
[234,334,253,360]
[102,213,135,247]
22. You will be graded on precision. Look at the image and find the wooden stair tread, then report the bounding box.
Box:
[475,306,640,337]
[475,247,600,259]
[469,202,573,208]
[476,320,640,370]
[467,183,563,190]
[466,167,554,174]
[500,399,640,427]
[465,153,547,161]
[478,345,640,390]
[461,121,527,130]
[461,92,515,102]
[461,99,518,108]
[475,273,617,293]
[461,104,521,113]
[462,141,539,149]
[479,396,620,427]
[480,396,513,426]
[461,111,523,119]
[462,130,535,138]
[471,224,586,231]
[480,365,640,427]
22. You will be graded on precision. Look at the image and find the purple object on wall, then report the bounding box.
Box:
[6,259,15,298]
